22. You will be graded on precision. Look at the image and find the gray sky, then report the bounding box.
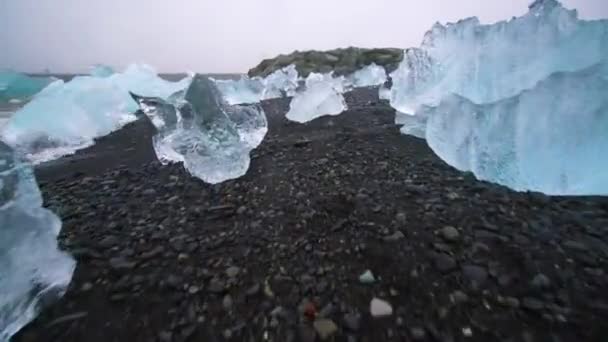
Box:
[1,0,606,73]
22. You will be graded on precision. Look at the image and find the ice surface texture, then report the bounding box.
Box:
[286,73,347,123]
[213,65,299,105]
[389,0,608,195]
[346,63,387,88]
[1,64,190,163]
[89,64,115,78]
[0,71,54,103]
[0,141,75,341]
[132,75,268,184]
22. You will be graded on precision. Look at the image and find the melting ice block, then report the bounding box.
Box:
[1,64,190,163]
[0,141,75,341]
[426,63,608,195]
[346,63,387,88]
[213,65,299,105]
[0,71,54,103]
[214,76,265,105]
[261,64,299,99]
[389,0,608,195]
[132,75,268,184]
[286,73,347,123]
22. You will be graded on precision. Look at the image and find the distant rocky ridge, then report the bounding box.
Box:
[248,47,403,78]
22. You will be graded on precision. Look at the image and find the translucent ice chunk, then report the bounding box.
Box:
[286,73,347,123]
[346,63,387,88]
[89,64,115,78]
[261,64,299,99]
[132,75,268,183]
[0,140,75,341]
[425,63,608,195]
[390,0,608,115]
[389,0,608,194]
[213,76,264,105]
[0,71,54,103]
[1,64,190,163]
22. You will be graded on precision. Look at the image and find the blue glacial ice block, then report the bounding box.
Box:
[132,75,268,184]
[0,141,75,341]
[0,71,54,103]
[1,64,191,163]
[389,0,608,195]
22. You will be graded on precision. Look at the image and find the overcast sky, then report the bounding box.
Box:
[1,0,606,73]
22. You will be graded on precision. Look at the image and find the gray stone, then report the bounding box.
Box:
[370,298,393,317]
[226,266,240,278]
[440,226,460,242]
[462,265,488,286]
[384,231,405,242]
[410,327,426,340]
[531,273,551,289]
[208,278,225,293]
[522,297,544,311]
[434,254,457,273]
[343,313,361,331]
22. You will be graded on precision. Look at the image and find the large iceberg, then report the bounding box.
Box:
[0,140,75,341]
[286,73,347,123]
[389,0,608,195]
[1,64,190,163]
[132,75,267,183]
[0,71,55,103]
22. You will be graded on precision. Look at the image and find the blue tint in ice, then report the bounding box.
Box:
[89,64,115,78]
[345,63,387,88]
[0,141,75,341]
[286,73,347,123]
[1,64,190,163]
[132,75,267,184]
[213,65,299,105]
[214,77,265,105]
[0,71,55,103]
[389,0,608,195]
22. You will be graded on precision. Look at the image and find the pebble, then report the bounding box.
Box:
[370,298,393,317]
[226,266,240,278]
[410,327,426,340]
[343,313,361,331]
[522,297,544,311]
[313,319,338,340]
[359,270,376,284]
[440,226,460,242]
[531,273,551,289]
[434,254,457,273]
[384,231,405,242]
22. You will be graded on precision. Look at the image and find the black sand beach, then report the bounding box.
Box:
[13,89,608,341]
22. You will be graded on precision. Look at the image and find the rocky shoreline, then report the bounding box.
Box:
[14,88,608,341]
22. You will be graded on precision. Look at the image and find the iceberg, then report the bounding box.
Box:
[89,64,115,78]
[0,140,75,341]
[1,64,190,163]
[390,0,608,195]
[426,63,608,195]
[132,74,267,184]
[0,71,54,103]
[286,73,347,123]
[346,63,387,88]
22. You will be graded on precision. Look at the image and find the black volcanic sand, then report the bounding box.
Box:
[14,89,608,342]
